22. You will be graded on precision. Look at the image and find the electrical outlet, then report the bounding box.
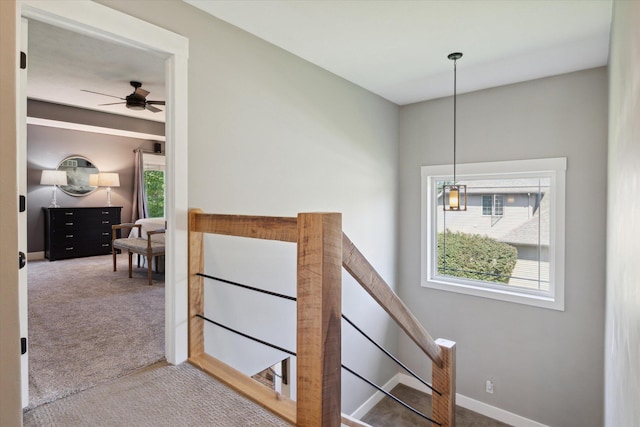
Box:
[486,380,494,394]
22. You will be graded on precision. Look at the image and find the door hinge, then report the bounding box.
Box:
[20,51,26,70]
[19,195,26,212]
[21,337,27,355]
[19,251,26,269]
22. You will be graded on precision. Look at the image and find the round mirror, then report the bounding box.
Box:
[57,156,99,196]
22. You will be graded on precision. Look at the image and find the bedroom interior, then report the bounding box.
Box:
[24,18,168,410]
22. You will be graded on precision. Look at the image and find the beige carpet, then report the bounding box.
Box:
[23,361,293,427]
[26,254,165,409]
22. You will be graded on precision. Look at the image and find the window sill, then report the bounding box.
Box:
[422,277,564,311]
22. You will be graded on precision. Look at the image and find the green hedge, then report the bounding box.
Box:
[437,231,517,284]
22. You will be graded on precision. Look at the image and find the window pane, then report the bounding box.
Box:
[494,195,504,216]
[144,170,165,218]
[482,195,492,215]
[435,177,550,290]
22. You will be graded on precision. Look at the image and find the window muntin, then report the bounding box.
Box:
[421,158,566,311]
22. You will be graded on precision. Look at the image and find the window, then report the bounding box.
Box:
[421,158,566,310]
[482,195,503,216]
[143,153,165,218]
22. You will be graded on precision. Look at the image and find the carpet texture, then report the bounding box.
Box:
[23,362,293,427]
[26,254,165,409]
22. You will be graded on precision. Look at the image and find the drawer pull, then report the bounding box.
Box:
[102,220,110,224]
[65,247,74,251]
[65,234,74,238]
[65,222,74,226]
[65,212,74,216]
[102,243,110,247]
[102,232,110,236]
[102,211,110,215]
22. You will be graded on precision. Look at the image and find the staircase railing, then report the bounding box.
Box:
[188,209,456,426]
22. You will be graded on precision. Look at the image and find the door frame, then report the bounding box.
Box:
[17,0,190,393]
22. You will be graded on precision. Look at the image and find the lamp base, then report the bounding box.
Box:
[50,185,60,208]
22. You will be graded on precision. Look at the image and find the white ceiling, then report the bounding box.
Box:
[185,0,612,105]
[26,0,612,122]
[27,19,166,122]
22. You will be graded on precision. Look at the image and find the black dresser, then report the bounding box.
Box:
[44,207,122,261]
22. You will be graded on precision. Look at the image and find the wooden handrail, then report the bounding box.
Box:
[190,212,297,242]
[187,209,455,426]
[341,233,443,367]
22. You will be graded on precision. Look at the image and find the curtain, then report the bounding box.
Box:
[131,148,148,222]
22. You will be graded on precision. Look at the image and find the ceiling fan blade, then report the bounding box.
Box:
[98,102,126,106]
[81,89,125,100]
[146,100,165,105]
[146,104,162,113]
[134,87,150,98]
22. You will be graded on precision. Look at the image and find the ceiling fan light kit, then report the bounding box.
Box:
[81,81,165,113]
[443,52,467,212]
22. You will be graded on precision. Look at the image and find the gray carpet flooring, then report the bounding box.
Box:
[26,254,165,409]
[23,361,293,427]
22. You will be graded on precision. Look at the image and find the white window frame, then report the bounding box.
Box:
[421,157,566,311]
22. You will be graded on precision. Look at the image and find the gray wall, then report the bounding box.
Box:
[27,101,163,253]
[98,0,400,413]
[605,1,640,426]
[398,68,607,426]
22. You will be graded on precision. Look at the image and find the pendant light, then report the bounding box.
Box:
[443,52,467,211]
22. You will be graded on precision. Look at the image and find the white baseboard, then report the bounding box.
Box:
[350,372,548,427]
[349,374,400,420]
[28,251,44,261]
[397,373,549,427]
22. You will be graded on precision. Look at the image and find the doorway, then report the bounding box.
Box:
[17,0,189,409]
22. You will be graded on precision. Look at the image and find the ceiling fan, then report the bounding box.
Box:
[81,81,165,113]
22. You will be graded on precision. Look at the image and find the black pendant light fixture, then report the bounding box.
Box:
[443,52,467,211]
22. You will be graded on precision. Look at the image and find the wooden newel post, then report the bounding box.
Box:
[188,208,205,359]
[432,338,456,427]
[296,213,342,427]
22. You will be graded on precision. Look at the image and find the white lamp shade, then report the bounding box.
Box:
[40,170,68,186]
[89,173,99,186]
[98,172,120,187]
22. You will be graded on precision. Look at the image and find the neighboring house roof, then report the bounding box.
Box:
[499,193,550,246]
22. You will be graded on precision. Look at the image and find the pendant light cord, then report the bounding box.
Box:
[453,57,457,184]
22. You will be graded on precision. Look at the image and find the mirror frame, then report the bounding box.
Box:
[57,155,99,197]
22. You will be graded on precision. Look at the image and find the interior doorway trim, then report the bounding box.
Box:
[18,0,189,366]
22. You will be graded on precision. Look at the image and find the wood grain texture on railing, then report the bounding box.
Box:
[296,213,342,427]
[341,233,444,368]
[432,339,456,427]
[189,352,297,425]
[188,208,205,358]
[190,212,297,242]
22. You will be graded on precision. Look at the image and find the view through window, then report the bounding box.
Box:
[421,158,566,310]
[143,153,165,218]
[436,177,550,291]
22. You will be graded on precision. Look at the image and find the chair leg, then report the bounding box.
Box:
[155,256,160,273]
[113,248,117,272]
[147,252,153,286]
[138,254,141,268]
[128,251,133,278]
